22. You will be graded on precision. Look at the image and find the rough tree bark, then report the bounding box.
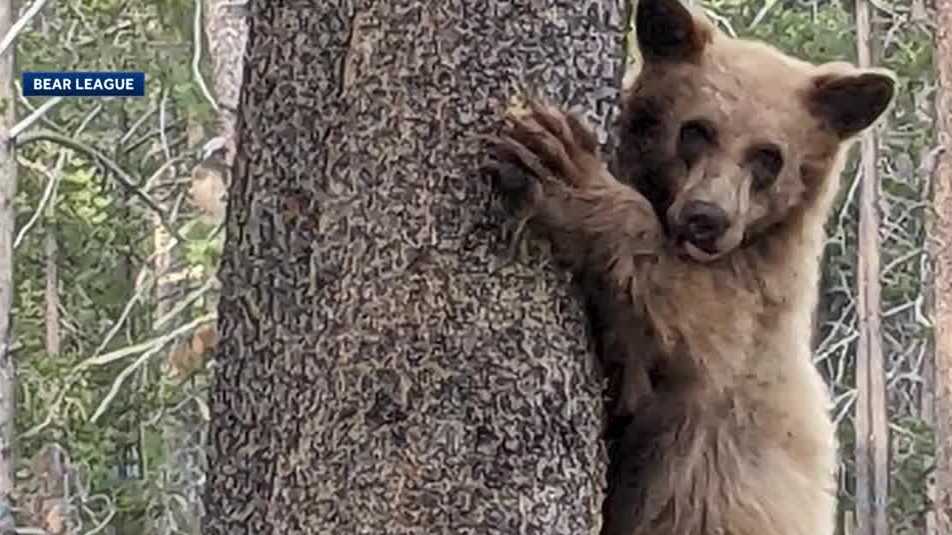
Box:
[203,1,629,533]
[932,0,952,530]
[0,0,16,531]
[853,0,890,533]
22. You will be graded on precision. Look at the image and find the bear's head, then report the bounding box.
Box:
[616,0,895,263]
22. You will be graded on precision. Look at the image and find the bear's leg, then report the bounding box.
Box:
[602,374,716,535]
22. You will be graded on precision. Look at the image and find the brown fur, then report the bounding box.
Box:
[486,1,895,534]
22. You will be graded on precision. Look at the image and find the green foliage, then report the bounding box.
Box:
[153,0,194,42]
[184,231,222,268]
[12,0,221,530]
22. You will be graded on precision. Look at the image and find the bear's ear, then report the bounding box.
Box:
[636,0,709,63]
[804,70,896,138]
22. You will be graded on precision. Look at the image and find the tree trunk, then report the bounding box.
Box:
[853,0,890,533]
[188,0,249,226]
[931,0,952,530]
[203,0,247,169]
[44,232,59,356]
[203,1,629,533]
[38,214,63,533]
[0,0,16,531]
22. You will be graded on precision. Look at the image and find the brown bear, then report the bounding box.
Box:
[486,0,895,534]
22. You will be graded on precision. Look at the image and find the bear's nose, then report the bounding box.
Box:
[679,200,729,245]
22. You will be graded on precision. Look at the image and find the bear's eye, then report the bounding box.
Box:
[747,144,784,190]
[678,119,716,165]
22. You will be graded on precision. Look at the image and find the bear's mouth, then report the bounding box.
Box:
[675,237,725,263]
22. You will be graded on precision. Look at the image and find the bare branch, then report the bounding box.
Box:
[14,103,99,249]
[88,314,215,422]
[14,129,188,243]
[748,0,779,29]
[0,0,51,56]
[9,96,63,139]
[192,0,219,112]
[118,104,157,146]
[14,80,65,133]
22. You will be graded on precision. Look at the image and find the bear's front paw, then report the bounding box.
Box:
[490,97,608,191]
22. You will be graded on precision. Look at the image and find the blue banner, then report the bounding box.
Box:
[22,71,146,97]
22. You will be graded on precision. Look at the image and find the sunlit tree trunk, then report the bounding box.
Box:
[203,1,629,533]
[189,0,249,227]
[202,0,246,170]
[44,232,58,356]
[852,0,890,533]
[931,0,952,531]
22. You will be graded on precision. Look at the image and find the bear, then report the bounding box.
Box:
[485,0,895,534]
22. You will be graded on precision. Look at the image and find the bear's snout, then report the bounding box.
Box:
[676,200,729,252]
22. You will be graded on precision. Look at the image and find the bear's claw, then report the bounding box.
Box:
[490,97,607,192]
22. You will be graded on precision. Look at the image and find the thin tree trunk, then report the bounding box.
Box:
[44,232,59,355]
[43,153,64,358]
[203,0,246,169]
[853,0,890,533]
[184,0,247,333]
[203,1,629,533]
[931,0,952,530]
[0,0,16,531]
[922,348,936,535]
[38,220,63,533]
[189,0,249,226]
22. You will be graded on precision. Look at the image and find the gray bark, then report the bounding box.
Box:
[932,0,952,530]
[853,0,890,533]
[188,0,250,224]
[44,232,59,356]
[0,0,15,531]
[203,0,247,168]
[203,1,629,533]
